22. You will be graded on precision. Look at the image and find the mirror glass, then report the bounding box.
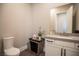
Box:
[56,12,67,33]
[50,3,79,34]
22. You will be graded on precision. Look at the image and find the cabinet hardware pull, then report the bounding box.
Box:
[47,40,53,42]
[61,48,63,56]
[64,49,66,56]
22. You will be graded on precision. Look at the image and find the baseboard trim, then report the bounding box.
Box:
[19,45,27,52]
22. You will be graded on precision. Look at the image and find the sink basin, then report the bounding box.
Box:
[46,35,73,39]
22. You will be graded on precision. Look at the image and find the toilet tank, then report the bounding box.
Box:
[3,37,14,49]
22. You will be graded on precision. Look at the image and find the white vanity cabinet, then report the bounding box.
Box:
[45,38,79,56]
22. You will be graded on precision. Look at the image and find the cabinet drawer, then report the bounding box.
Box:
[45,39,54,46]
[54,40,75,48]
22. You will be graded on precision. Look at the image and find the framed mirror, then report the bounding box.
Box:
[50,3,79,34]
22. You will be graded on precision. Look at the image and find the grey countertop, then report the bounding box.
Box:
[45,35,79,43]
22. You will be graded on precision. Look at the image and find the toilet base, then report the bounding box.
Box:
[5,53,20,56]
[4,47,20,56]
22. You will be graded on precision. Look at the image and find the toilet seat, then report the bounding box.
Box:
[5,47,20,56]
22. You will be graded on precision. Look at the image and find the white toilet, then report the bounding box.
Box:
[3,37,20,56]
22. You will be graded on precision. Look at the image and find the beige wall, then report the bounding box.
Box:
[0,4,33,52]
[0,3,68,52]
[0,4,2,53]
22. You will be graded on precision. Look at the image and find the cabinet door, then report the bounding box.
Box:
[65,48,79,56]
[45,44,61,56]
[45,39,61,56]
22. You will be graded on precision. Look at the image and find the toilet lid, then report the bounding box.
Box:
[5,47,20,56]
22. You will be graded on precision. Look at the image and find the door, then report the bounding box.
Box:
[45,39,61,56]
[65,48,79,56]
[45,44,61,56]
